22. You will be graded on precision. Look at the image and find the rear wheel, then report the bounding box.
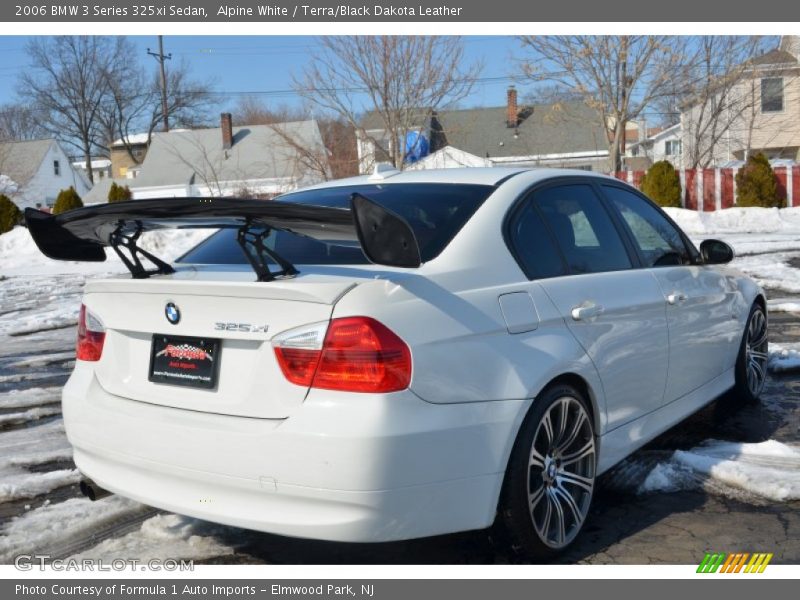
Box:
[498,384,596,560]
[733,303,768,403]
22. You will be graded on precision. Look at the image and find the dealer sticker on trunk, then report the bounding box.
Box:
[149,335,221,390]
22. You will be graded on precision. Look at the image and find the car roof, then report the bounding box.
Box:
[293,167,622,192]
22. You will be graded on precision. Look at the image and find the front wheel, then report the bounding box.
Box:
[733,303,768,403]
[497,384,596,560]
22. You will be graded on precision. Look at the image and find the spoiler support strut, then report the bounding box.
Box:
[109,228,175,279]
[236,222,298,282]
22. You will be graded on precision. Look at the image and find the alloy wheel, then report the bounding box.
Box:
[527,396,595,549]
[745,308,768,398]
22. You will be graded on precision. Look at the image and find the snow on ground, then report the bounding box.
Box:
[0,420,77,503]
[6,352,75,370]
[638,440,800,502]
[0,225,212,276]
[663,206,800,236]
[0,387,61,409]
[767,299,800,313]
[0,496,144,563]
[768,342,800,373]
[0,405,61,427]
[72,513,234,562]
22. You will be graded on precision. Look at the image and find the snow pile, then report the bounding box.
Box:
[0,226,213,274]
[0,496,143,562]
[0,174,18,194]
[638,461,698,494]
[663,206,800,236]
[768,342,800,373]
[639,439,800,502]
[73,513,234,562]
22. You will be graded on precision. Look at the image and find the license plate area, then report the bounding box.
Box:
[149,334,221,390]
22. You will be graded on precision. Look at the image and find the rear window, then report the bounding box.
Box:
[178,183,495,266]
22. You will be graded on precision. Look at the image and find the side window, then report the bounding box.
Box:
[534,184,632,275]
[508,202,567,280]
[602,185,690,267]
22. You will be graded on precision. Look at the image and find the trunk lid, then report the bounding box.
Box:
[84,265,362,419]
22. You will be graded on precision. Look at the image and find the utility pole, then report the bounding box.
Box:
[147,36,172,132]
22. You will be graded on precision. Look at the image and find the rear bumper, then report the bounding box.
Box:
[64,363,530,542]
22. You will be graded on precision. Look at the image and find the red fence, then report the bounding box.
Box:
[613,166,800,211]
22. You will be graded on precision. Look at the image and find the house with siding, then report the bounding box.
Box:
[680,35,800,168]
[0,139,91,209]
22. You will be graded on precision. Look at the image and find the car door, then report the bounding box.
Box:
[599,183,740,403]
[507,181,670,431]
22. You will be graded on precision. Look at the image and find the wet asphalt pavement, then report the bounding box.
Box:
[0,275,798,564]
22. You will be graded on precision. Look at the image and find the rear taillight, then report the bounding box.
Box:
[76,304,106,362]
[273,317,411,393]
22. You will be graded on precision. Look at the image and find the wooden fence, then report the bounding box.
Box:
[612,166,800,210]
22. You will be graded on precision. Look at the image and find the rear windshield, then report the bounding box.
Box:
[178,183,495,266]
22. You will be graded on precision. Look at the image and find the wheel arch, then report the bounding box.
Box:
[491,371,602,519]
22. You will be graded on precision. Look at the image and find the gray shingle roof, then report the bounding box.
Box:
[133,120,326,189]
[360,101,608,159]
[752,49,799,66]
[435,102,607,159]
[0,139,54,188]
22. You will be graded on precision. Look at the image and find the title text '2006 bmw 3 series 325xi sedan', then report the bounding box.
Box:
[25,167,767,559]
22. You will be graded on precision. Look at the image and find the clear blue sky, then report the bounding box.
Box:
[0,35,527,113]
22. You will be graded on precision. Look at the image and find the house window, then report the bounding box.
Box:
[761,78,784,113]
[53,160,60,176]
[665,140,682,156]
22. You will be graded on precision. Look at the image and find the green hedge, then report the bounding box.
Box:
[735,153,786,208]
[108,182,132,203]
[0,194,22,234]
[640,160,682,208]
[52,187,83,214]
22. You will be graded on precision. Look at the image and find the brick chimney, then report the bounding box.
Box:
[506,86,518,128]
[221,113,233,149]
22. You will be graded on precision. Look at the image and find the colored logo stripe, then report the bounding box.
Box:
[697,552,772,573]
[697,553,726,573]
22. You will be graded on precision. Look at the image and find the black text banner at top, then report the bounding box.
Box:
[3,0,799,22]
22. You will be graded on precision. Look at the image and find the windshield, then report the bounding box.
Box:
[178,182,495,266]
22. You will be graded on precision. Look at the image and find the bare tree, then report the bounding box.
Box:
[518,36,689,172]
[0,103,48,141]
[294,36,482,170]
[667,36,769,168]
[98,56,217,166]
[17,36,129,183]
[233,97,358,180]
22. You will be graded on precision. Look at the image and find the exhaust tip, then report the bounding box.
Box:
[79,479,111,501]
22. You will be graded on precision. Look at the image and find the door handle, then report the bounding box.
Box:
[571,302,604,321]
[667,292,687,305]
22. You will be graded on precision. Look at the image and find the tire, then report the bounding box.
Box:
[497,383,596,561]
[732,303,768,403]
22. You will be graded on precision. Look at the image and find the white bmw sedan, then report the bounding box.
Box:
[25,168,767,559]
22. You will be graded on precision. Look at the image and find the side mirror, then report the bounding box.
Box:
[700,239,735,265]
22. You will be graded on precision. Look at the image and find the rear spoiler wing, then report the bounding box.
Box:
[24,195,422,280]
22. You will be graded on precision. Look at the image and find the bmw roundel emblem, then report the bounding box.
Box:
[165,302,181,325]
